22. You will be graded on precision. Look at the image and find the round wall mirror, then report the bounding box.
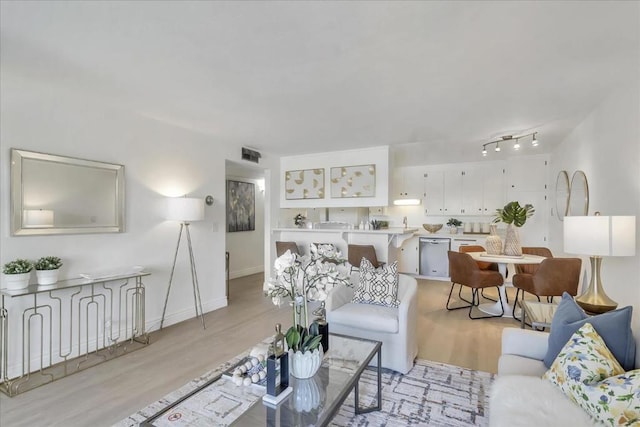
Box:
[568,170,589,216]
[555,171,570,221]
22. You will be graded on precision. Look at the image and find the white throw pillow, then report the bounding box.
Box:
[351,258,399,308]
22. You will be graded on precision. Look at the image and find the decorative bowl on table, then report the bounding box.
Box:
[423,224,443,233]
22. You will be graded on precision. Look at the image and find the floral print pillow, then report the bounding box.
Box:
[578,369,640,426]
[543,322,639,426]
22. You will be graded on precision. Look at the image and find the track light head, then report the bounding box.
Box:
[482,147,487,156]
[532,133,539,146]
[513,141,520,150]
[495,142,500,152]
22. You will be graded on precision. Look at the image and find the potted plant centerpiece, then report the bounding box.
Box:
[34,256,63,285]
[265,244,351,378]
[447,218,463,234]
[493,201,535,256]
[2,258,34,290]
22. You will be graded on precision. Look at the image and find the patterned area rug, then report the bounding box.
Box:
[331,360,494,426]
[116,358,494,427]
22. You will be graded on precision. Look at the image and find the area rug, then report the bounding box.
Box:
[116,357,494,427]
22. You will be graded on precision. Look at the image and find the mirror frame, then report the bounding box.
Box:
[11,148,125,236]
[555,170,570,221]
[568,170,589,216]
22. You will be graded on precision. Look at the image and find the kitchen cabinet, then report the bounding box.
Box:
[392,166,424,201]
[507,156,547,192]
[424,162,505,216]
[423,170,444,215]
[398,235,419,274]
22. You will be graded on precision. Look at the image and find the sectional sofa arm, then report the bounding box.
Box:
[501,327,549,361]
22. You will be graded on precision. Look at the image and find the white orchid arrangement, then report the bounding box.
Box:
[265,244,350,351]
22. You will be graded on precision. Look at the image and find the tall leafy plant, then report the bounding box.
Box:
[493,201,535,227]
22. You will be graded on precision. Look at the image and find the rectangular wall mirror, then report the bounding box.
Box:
[11,148,125,236]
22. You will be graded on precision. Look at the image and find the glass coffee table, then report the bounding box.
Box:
[141,333,381,426]
[520,300,559,330]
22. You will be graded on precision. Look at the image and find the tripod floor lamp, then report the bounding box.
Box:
[160,197,206,330]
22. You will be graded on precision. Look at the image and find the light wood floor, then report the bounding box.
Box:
[0,274,520,426]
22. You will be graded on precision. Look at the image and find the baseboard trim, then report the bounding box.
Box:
[229,266,264,280]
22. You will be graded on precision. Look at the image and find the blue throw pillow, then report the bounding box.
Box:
[544,293,636,370]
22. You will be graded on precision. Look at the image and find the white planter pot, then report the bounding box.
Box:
[36,269,60,285]
[2,272,32,290]
[289,346,323,379]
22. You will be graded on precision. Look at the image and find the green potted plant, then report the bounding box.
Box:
[493,201,535,256]
[2,258,34,290]
[447,218,463,234]
[34,256,63,285]
[294,213,306,228]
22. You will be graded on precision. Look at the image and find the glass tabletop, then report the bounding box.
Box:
[142,334,381,427]
[521,300,558,328]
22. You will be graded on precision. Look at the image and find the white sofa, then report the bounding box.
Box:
[325,273,418,374]
[491,328,601,427]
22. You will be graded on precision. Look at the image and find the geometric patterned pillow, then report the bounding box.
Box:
[351,258,400,308]
[543,322,625,405]
[575,369,640,426]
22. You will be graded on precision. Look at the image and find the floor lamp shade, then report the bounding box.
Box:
[166,198,205,222]
[563,215,636,314]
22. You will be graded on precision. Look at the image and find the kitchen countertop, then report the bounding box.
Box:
[273,227,418,235]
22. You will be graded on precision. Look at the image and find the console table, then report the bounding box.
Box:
[0,271,150,396]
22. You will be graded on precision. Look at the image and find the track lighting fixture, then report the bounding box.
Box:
[481,132,539,156]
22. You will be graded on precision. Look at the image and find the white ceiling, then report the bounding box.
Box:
[1,1,638,165]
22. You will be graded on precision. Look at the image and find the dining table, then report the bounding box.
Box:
[467,251,546,318]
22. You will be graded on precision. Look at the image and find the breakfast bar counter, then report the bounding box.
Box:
[271,227,418,265]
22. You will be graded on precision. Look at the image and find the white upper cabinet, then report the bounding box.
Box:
[422,162,506,216]
[423,169,444,215]
[392,166,424,201]
[507,155,548,192]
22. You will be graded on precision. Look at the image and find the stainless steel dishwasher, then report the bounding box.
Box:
[419,237,451,277]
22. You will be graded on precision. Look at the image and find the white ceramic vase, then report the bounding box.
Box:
[2,272,32,290]
[36,269,60,285]
[503,224,522,256]
[289,346,323,379]
[485,225,503,255]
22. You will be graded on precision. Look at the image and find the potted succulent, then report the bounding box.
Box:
[294,213,306,228]
[447,218,463,234]
[34,256,63,285]
[2,258,34,290]
[493,201,535,256]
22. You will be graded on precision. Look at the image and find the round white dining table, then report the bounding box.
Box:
[467,251,546,318]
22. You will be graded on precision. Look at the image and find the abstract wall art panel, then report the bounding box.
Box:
[330,164,376,198]
[284,169,325,200]
[226,180,255,232]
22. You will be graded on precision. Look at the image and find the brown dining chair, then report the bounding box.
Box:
[348,244,382,273]
[459,245,498,302]
[447,251,504,319]
[275,241,300,257]
[512,253,582,321]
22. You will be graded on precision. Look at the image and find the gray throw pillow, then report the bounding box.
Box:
[543,293,636,371]
[351,258,400,308]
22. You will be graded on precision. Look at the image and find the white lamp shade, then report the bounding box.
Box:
[23,209,54,227]
[166,197,204,222]
[564,216,636,256]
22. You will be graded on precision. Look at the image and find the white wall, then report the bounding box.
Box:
[549,79,640,362]
[225,175,265,279]
[0,67,279,376]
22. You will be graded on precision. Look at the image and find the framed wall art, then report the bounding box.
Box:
[226,180,255,232]
[330,164,376,198]
[284,169,325,200]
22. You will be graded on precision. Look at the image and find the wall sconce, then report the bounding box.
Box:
[482,132,539,157]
